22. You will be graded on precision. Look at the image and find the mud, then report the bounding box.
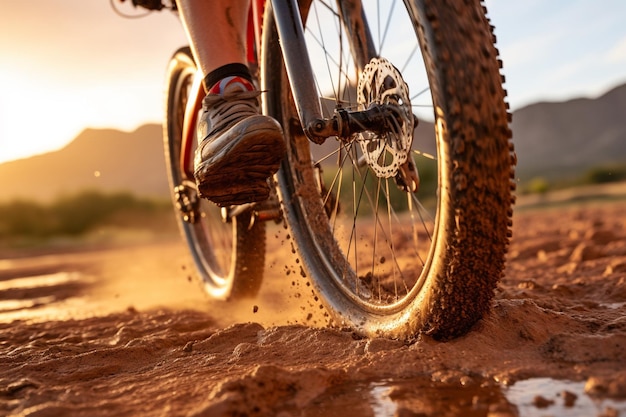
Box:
[1,199,626,416]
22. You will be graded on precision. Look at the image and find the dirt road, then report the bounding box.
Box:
[1,200,626,416]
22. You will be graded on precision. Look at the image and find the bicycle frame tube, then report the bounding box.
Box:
[249,0,266,66]
[269,0,379,142]
[180,69,205,180]
[270,0,324,140]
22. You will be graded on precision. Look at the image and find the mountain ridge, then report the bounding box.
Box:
[0,124,168,202]
[1,82,625,202]
[512,82,626,179]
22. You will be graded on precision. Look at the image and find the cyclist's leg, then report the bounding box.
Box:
[177,0,248,76]
[175,0,285,207]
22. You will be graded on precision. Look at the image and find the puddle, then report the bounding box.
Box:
[507,378,626,417]
[600,302,626,310]
[301,376,626,416]
[0,271,81,291]
[0,296,57,311]
[0,271,92,322]
[305,376,512,416]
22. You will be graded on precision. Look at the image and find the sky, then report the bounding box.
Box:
[1,0,625,164]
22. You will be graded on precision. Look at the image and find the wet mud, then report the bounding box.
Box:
[1,200,626,416]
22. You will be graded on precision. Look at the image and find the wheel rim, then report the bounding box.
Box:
[166,50,237,297]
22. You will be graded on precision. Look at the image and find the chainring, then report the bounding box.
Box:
[357,57,414,178]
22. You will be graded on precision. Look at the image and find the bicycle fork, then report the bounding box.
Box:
[269,0,420,189]
[270,0,382,144]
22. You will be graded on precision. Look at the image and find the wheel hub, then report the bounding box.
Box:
[357,57,414,178]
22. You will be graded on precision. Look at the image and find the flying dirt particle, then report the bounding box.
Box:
[187,276,192,282]
[380,256,386,264]
[306,313,313,321]
[253,305,259,313]
[300,267,307,277]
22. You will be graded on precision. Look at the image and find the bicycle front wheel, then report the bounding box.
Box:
[164,47,266,300]
[263,0,514,340]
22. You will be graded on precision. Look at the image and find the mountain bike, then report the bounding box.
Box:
[126,0,515,340]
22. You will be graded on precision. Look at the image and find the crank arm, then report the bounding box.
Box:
[222,191,282,228]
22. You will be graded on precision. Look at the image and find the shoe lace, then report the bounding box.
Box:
[202,89,262,137]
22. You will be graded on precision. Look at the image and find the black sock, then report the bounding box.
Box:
[203,63,253,92]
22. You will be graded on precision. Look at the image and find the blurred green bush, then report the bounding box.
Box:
[0,190,172,240]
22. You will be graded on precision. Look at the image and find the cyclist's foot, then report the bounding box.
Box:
[194,76,285,207]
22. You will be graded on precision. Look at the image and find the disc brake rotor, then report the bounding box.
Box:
[357,57,414,178]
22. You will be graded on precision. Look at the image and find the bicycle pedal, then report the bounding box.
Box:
[223,196,282,228]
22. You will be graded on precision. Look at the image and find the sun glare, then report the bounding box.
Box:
[0,69,161,165]
[0,70,86,163]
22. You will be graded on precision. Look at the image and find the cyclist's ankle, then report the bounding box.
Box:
[203,63,255,95]
[207,76,255,96]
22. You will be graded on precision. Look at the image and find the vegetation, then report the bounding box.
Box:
[583,165,626,184]
[0,191,174,244]
[519,163,626,195]
[522,177,550,195]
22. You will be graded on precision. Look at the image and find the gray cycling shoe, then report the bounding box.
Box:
[194,83,285,207]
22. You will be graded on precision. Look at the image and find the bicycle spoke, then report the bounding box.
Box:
[378,0,397,53]
[269,0,512,338]
[293,0,441,306]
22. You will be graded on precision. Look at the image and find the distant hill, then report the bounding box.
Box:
[0,125,169,202]
[512,82,626,180]
[1,82,625,202]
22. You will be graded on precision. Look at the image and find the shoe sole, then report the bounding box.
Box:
[194,126,285,207]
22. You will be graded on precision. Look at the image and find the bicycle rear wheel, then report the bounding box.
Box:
[263,0,514,339]
[164,47,266,300]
